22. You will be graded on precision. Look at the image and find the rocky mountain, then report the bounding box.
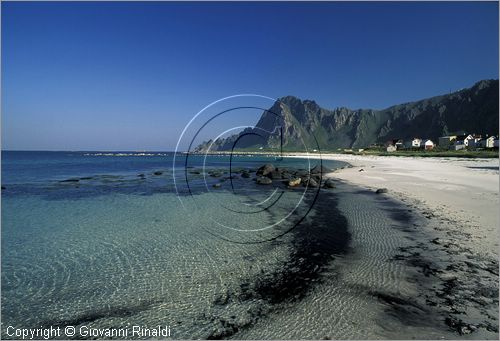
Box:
[195,79,499,152]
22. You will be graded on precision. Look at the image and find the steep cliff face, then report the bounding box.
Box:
[195,79,499,152]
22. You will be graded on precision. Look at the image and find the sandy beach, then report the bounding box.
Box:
[295,154,499,260]
[268,153,499,338]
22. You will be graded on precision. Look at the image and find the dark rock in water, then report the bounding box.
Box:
[311,165,332,174]
[311,174,321,182]
[137,173,145,178]
[304,177,319,188]
[1,186,5,190]
[256,164,275,176]
[268,170,282,180]
[324,178,335,188]
[80,176,93,180]
[153,171,163,176]
[59,178,79,183]
[256,176,272,185]
[189,170,201,175]
[241,171,250,178]
[445,317,477,335]
[212,183,222,188]
[295,169,309,178]
[208,171,223,177]
[358,168,365,172]
[375,188,388,194]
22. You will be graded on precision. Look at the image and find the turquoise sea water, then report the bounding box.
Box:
[4,152,497,339]
[1,151,347,339]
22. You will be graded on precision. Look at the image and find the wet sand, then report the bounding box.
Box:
[325,154,499,260]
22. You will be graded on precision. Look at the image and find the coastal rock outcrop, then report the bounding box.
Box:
[256,164,275,177]
[303,178,319,188]
[311,165,332,174]
[256,176,272,185]
[288,178,301,187]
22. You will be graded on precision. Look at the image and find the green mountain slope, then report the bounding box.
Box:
[195,79,499,152]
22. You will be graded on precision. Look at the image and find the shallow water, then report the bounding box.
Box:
[2,152,497,339]
[1,152,347,338]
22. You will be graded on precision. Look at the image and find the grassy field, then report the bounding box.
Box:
[333,148,499,158]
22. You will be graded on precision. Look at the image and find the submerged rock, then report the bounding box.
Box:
[311,165,332,174]
[59,178,79,183]
[208,170,223,177]
[153,171,163,176]
[256,164,275,177]
[295,169,309,178]
[256,176,272,185]
[241,171,251,178]
[268,170,282,180]
[1,186,5,190]
[375,188,388,194]
[304,178,319,188]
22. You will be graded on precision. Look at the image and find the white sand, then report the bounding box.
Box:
[291,154,499,259]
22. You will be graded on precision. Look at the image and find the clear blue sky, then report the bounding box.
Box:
[2,1,498,151]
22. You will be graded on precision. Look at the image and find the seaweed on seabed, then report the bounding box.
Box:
[205,190,351,339]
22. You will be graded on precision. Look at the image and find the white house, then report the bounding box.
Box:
[453,134,472,147]
[456,134,481,147]
[463,135,474,146]
[412,138,422,148]
[424,139,435,150]
[386,144,397,152]
[486,136,496,148]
